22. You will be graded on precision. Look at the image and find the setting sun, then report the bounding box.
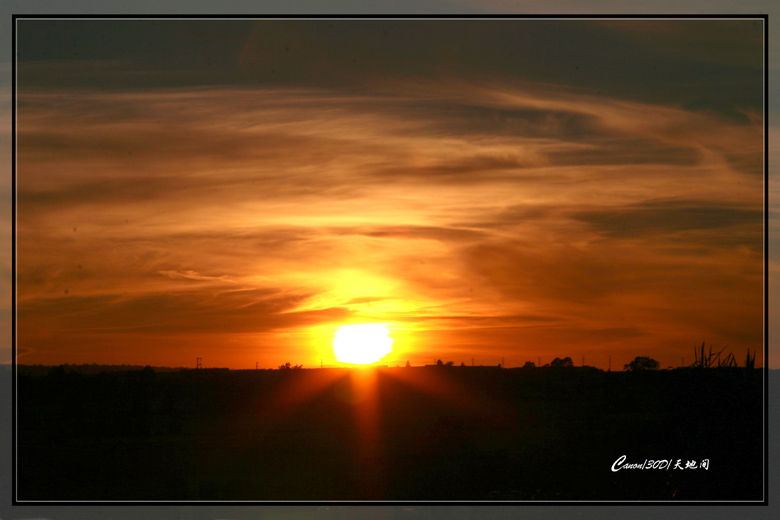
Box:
[333,323,393,365]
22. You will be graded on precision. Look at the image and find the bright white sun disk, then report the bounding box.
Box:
[333,323,393,364]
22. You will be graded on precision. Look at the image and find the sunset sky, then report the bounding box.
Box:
[15,19,764,369]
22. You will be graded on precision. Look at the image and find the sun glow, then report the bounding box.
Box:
[333,323,393,365]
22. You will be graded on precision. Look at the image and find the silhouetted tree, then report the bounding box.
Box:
[460,362,466,367]
[405,360,411,368]
[278,362,303,370]
[436,359,443,366]
[523,361,536,369]
[550,356,574,368]
[623,356,659,371]
[445,361,454,367]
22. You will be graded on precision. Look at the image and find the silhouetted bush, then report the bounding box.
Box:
[624,356,660,371]
[550,356,573,368]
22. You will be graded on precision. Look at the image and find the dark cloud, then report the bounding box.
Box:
[461,239,658,305]
[400,313,563,326]
[466,217,762,305]
[328,225,489,243]
[17,121,365,171]
[452,205,557,230]
[549,138,702,167]
[16,19,763,119]
[16,20,253,89]
[372,156,541,182]
[18,288,351,335]
[598,20,764,70]
[723,149,764,177]
[572,200,764,239]
[414,103,604,140]
[16,168,353,215]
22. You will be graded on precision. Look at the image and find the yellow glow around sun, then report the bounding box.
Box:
[333,323,393,365]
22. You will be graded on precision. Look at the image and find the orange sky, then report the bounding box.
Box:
[15,20,765,369]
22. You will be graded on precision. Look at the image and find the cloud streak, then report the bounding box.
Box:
[15,20,764,369]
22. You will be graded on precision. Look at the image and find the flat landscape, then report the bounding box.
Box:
[15,365,763,501]
[14,18,765,504]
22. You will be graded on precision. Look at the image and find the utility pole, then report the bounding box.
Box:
[255,362,258,370]
[608,355,611,372]
[196,357,202,369]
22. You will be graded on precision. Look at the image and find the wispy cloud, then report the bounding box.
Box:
[16,73,762,367]
[158,270,237,284]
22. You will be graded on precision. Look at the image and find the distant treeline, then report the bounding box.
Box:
[16,363,607,377]
[16,364,189,376]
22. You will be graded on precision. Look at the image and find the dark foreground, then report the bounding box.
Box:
[15,365,763,501]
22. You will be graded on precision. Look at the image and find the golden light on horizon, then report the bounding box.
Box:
[333,323,393,365]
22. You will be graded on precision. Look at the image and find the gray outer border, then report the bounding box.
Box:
[1,1,777,519]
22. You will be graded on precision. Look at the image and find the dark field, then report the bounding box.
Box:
[15,365,763,502]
